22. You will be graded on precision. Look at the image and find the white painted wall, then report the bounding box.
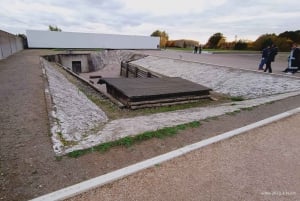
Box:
[0,30,23,60]
[59,54,89,73]
[26,30,160,49]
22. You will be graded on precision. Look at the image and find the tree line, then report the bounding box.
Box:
[151,30,300,51]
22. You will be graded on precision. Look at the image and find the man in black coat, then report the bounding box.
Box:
[283,43,300,74]
[264,44,278,73]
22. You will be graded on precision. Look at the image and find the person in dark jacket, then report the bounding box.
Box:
[193,45,198,54]
[264,44,278,73]
[258,46,269,70]
[283,43,300,74]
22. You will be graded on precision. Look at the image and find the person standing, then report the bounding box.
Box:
[283,43,300,74]
[258,46,269,70]
[193,45,198,54]
[198,45,202,54]
[264,44,278,73]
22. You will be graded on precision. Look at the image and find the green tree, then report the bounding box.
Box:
[217,37,226,49]
[48,25,62,32]
[275,37,293,52]
[151,30,169,48]
[278,30,300,43]
[234,40,248,50]
[252,34,277,50]
[205,32,225,49]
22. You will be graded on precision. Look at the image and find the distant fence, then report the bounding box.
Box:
[0,30,23,60]
[120,61,161,78]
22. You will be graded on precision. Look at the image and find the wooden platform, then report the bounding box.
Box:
[98,77,211,109]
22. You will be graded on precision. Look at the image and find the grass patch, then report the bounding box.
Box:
[67,121,201,158]
[202,116,219,122]
[204,49,260,54]
[241,106,257,111]
[266,101,275,104]
[55,156,63,161]
[52,48,103,51]
[56,132,78,146]
[225,110,241,116]
[166,47,194,52]
[231,96,244,101]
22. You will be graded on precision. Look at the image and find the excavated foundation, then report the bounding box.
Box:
[46,50,212,109]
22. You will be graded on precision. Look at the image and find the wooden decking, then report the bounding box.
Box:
[98,77,211,109]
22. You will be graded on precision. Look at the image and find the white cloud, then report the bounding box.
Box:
[0,0,299,43]
[119,0,226,16]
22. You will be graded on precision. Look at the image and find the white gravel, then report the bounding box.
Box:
[130,56,300,99]
[41,59,108,154]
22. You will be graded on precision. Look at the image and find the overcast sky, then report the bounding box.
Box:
[1,0,299,43]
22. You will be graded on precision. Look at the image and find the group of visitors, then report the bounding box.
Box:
[259,43,300,74]
[258,44,278,73]
[193,45,202,54]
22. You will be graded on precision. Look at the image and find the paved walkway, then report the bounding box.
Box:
[0,49,56,201]
[135,49,299,77]
[66,110,300,201]
[31,108,300,201]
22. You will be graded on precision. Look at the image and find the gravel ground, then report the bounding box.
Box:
[1,49,300,201]
[130,55,300,98]
[41,58,108,154]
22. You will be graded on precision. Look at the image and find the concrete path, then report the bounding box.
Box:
[0,49,57,201]
[135,49,297,77]
[31,108,300,201]
[66,110,300,201]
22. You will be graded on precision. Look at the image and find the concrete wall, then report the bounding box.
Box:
[59,54,90,73]
[0,30,23,60]
[26,30,160,49]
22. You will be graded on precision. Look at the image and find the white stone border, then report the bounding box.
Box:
[29,107,300,201]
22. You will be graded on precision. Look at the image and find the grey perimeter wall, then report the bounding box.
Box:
[27,30,160,49]
[0,30,23,60]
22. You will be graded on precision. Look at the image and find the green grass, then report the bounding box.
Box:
[225,110,241,116]
[202,116,219,122]
[166,48,260,54]
[203,49,260,54]
[67,121,201,158]
[56,132,78,146]
[166,47,194,51]
[230,96,245,101]
[55,156,63,161]
[52,48,103,51]
[85,91,224,120]
[241,106,257,111]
